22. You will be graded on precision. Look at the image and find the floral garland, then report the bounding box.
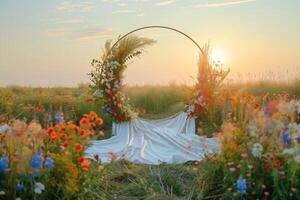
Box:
[90,35,228,123]
[90,35,156,122]
[186,44,229,119]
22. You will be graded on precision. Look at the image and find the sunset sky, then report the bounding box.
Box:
[0,0,299,86]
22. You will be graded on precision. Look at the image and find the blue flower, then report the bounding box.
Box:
[31,151,43,169]
[55,112,64,124]
[44,157,54,169]
[16,183,24,191]
[282,129,291,145]
[0,156,8,173]
[236,179,247,194]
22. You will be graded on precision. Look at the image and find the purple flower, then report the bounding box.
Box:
[94,154,100,161]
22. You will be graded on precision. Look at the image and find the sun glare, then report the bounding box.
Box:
[211,51,224,63]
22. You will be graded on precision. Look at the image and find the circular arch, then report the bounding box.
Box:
[111,25,204,55]
[91,25,208,122]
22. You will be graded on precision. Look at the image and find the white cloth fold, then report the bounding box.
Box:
[86,112,220,164]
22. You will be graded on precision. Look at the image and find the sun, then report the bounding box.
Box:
[211,51,224,63]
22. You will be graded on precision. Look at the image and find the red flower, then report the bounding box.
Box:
[80,129,87,136]
[273,160,281,168]
[63,141,69,148]
[51,134,59,141]
[82,167,89,172]
[79,156,85,164]
[97,118,103,126]
[47,127,55,135]
[265,164,270,172]
[264,191,270,196]
[59,133,66,139]
[75,143,83,152]
[80,118,89,125]
[89,122,96,128]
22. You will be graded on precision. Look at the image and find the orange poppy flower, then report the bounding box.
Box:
[75,143,83,152]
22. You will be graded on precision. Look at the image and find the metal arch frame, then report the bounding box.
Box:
[111,25,204,55]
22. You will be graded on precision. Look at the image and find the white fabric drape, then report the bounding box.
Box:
[86,112,220,164]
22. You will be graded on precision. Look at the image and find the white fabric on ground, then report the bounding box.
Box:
[86,112,220,164]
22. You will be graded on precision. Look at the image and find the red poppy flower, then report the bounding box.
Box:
[80,118,89,125]
[80,129,87,136]
[63,141,69,148]
[89,122,96,128]
[47,127,54,135]
[273,160,281,168]
[97,118,103,126]
[51,134,59,141]
[75,143,83,152]
[265,164,270,172]
[79,156,85,164]
[59,133,66,139]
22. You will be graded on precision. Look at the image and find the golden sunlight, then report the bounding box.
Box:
[210,51,224,63]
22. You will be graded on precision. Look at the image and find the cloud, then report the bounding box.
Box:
[112,9,136,14]
[193,0,257,8]
[136,13,145,17]
[53,19,83,25]
[155,0,176,6]
[56,1,96,12]
[44,26,116,40]
[112,9,145,17]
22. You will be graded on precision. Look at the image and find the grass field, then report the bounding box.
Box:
[1,81,300,199]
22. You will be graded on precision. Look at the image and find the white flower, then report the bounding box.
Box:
[0,191,5,195]
[248,122,257,137]
[282,148,295,155]
[251,143,263,158]
[294,155,300,164]
[229,167,236,172]
[16,198,21,200]
[278,102,295,114]
[34,182,45,194]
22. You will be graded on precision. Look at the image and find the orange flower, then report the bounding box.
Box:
[89,122,96,128]
[79,156,85,164]
[80,129,87,136]
[90,129,95,136]
[82,167,89,172]
[51,134,59,141]
[75,143,83,152]
[89,111,98,119]
[68,136,75,141]
[59,133,67,139]
[80,118,89,125]
[47,127,55,135]
[97,118,103,126]
[273,160,281,168]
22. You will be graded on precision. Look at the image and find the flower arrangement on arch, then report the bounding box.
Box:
[186,44,230,120]
[89,35,156,122]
